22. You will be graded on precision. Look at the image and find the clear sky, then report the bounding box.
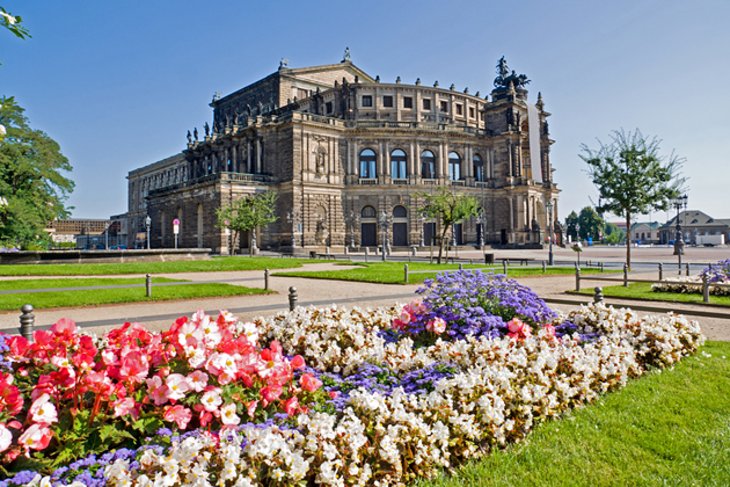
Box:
[2,0,729,223]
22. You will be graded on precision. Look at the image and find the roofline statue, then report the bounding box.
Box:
[493,56,530,89]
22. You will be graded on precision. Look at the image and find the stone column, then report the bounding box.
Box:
[256,138,262,173]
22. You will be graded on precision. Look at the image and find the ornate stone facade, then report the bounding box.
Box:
[124,55,559,253]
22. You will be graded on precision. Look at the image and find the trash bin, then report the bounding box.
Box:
[484,253,494,264]
[309,251,317,259]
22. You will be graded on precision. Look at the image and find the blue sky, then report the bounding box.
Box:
[2,0,729,223]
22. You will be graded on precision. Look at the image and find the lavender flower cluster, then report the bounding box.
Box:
[700,259,730,283]
[411,270,557,340]
[0,335,10,371]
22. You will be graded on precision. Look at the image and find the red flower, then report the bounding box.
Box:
[300,373,322,393]
[283,396,299,416]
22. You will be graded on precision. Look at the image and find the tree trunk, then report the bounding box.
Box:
[437,224,450,264]
[625,212,631,270]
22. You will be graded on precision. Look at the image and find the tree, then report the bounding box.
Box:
[1,6,30,40]
[0,96,74,248]
[564,211,578,241]
[603,222,624,245]
[216,191,277,255]
[418,187,479,264]
[582,129,685,268]
[577,206,605,241]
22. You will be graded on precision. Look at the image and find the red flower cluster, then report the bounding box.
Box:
[0,310,322,463]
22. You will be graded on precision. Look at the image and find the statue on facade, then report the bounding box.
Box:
[186,130,192,144]
[342,47,351,63]
[493,56,530,89]
[316,219,329,246]
[193,127,198,141]
[279,57,289,69]
[204,122,210,137]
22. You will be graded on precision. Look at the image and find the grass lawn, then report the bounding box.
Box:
[421,341,730,486]
[0,256,323,277]
[0,280,269,311]
[571,282,730,308]
[274,262,609,285]
[0,276,180,291]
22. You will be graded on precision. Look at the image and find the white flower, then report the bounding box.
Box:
[220,403,240,425]
[1,11,17,25]
[0,424,12,452]
[29,393,58,424]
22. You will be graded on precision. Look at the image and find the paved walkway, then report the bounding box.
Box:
[0,262,728,341]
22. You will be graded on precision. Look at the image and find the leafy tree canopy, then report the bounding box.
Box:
[581,129,685,267]
[216,191,277,254]
[418,187,479,263]
[577,206,605,241]
[565,211,578,241]
[1,6,29,40]
[0,96,74,248]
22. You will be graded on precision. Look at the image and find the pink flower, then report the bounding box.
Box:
[187,370,208,392]
[18,423,53,452]
[119,350,149,383]
[541,324,556,339]
[0,424,12,453]
[507,318,532,341]
[260,384,283,405]
[163,405,192,430]
[299,373,322,393]
[426,317,447,335]
[283,396,300,416]
[51,317,77,336]
[246,400,258,418]
[29,393,58,425]
[220,403,240,426]
[165,373,191,401]
[290,355,305,370]
[113,397,137,418]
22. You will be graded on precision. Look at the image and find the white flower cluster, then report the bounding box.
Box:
[98,303,702,486]
[652,277,730,296]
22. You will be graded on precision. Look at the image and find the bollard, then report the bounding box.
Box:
[364,247,369,262]
[344,247,349,256]
[264,268,270,291]
[502,259,508,275]
[404,264,409,284]
[686,263,690,277]
[658,263,663,281]
[542,261,547,273]
[593,286,604,304]
[326,246,331,258]
[623,263,628,287]
[145,274,152,297]
[600,262,604,273]
[458,263,463,271]
[288,286,298,311]
[19,304,35,342]
[575,266,581,292]
[702,274,710,303]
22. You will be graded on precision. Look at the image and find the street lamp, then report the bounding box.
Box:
[420,216,426,247]
[478,208,486,250]
[347,210,358,249]
[546,200,554,266]
[286,210,298,252]
[378,211,390,261]
[144,215,152,250]
[672,194,688,274]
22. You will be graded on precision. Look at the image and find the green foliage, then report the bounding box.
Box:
[575,282,730,307]
[0,96,74,249]
[418,188,479,263]
[604,222,625,245]
[581,129,685,268]
[564,211,578,241]
[0,7,30,40]
[217,191,277,254]
[577,206,605,240]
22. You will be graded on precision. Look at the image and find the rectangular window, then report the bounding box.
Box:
[440,101,448,113]
[423,98,432,110]
[325,101,333,114]
[455,103,463,115]
[362,95,373,107]
[469,107,475,118]
[383,95,394,107]
[403,96,413,109]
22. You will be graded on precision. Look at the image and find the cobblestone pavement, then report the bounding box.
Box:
[0,260,728,341]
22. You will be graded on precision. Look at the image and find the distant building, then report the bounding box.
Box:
[630,221,660,244]
[120,53,559,253]
[658,210,730,245]
[46,218,122,249]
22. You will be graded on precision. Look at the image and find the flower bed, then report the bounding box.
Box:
[0,270,704,486]
[652,259,730,296]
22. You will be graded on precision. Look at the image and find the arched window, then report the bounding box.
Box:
[473,154,484,182]
[393,205,407,218]
[448,151,462,181]
[359,149,377,179]
[390,149,408,180]
[361,205,377,218]
[421,150,436,179]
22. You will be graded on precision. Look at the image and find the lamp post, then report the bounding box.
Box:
[419,216,426,248]
[347,210,357,249]
[144,215,151,250]
[378,211,390,261]
[478,209,485,250]
[672,194,688,275]
[286,210,297,252]
[546,200,554,266]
